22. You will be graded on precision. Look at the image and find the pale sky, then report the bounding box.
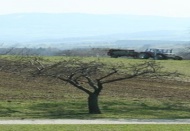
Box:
[0,0,190,17]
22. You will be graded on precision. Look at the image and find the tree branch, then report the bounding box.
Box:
[84,76,98,90]
[56,76,92,95]
[97,68,117,81]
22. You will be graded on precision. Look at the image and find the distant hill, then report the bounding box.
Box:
[0,13,190,48]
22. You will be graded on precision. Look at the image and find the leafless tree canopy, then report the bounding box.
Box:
[31,58,177,80]
[31,59,160,89]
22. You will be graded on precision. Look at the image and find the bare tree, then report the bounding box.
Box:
[28,58,177,114]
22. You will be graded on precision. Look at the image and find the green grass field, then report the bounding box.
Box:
[0,125,190,131]
[0,56,190,119]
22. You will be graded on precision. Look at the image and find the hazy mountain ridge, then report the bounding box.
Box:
[0,13,190,48]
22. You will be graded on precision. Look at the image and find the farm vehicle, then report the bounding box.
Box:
[107,48,183,60]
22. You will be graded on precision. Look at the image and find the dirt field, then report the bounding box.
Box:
[0,71,189,101]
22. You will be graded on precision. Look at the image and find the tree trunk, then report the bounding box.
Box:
[88,93,101,114]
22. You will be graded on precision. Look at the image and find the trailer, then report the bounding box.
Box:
[107,49,138,58]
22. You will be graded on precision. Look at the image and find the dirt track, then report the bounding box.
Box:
[0,119,190,124]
